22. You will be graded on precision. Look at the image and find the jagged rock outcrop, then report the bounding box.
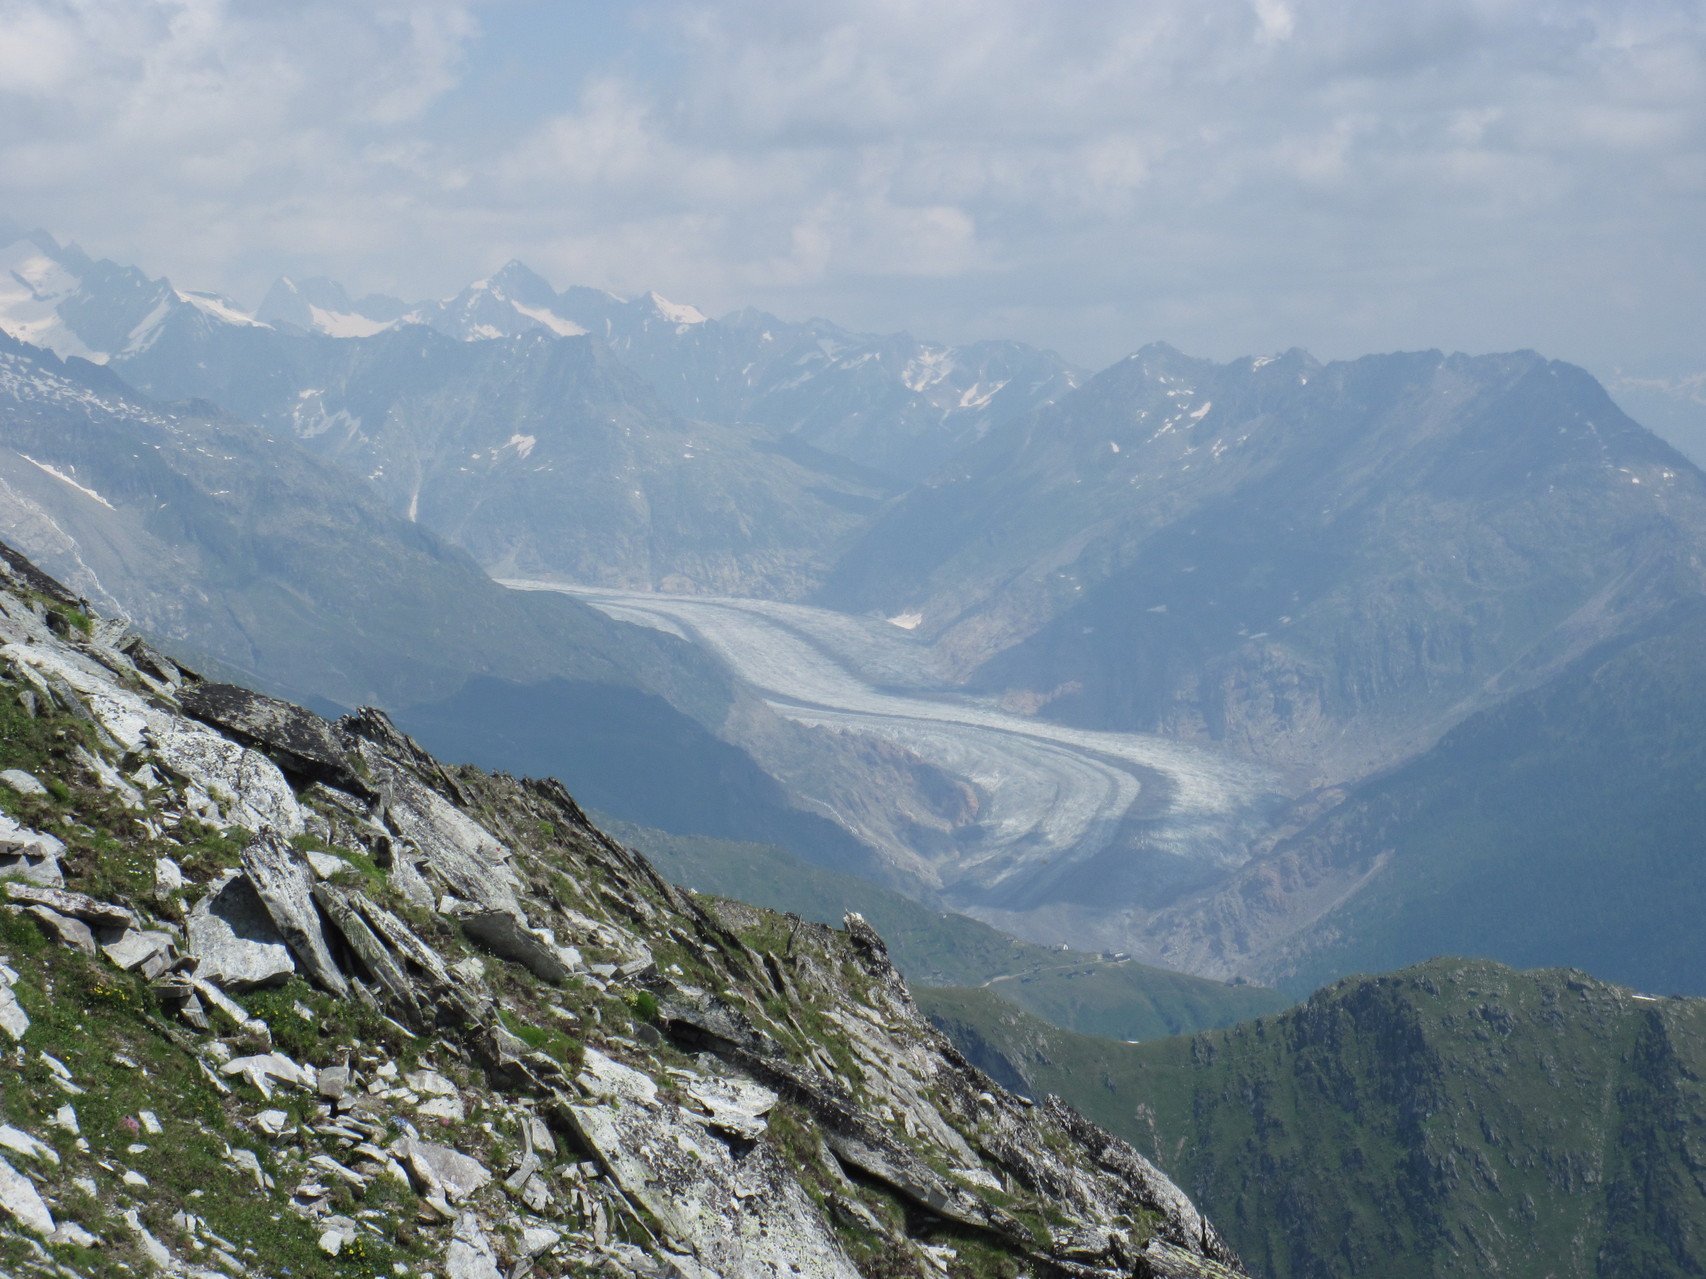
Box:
[0,540,1245,1279]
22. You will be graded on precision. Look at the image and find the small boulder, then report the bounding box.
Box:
[186,872,296,989]
[47,1221,98,1248]
[443,1212,502,1279]
[457,909,572,982]
[26,906,95,955]
[394,1137,491,1202]
[0,990,26,1040]
[240,831,349,996]
[102,929,177,980]
[316,1065,350,1100]
[222,1052,316,1100]
[0,769,47,797]
[0,1153,54,1235]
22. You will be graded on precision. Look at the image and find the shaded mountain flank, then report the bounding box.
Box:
[825,346,1706,786]
[921,958,1706,1279]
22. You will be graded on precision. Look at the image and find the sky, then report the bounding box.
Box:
[1,0,1704,375]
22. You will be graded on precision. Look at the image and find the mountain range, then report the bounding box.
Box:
[4,222,1705,1010]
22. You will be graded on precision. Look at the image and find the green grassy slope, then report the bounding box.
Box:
[921,959,1706,1279]
[604,816,1287,1043]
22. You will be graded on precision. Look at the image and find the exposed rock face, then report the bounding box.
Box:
[0,538,1247,1279]
[186,871,298,989]
[179,682,366,792]
[239,830,350,997]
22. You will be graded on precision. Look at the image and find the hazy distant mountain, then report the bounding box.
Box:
[826,344,1706,784]
[251,258,1081,484]
[253,275,410,337]
[0,327,704,710]
[2,228,1078,492]
[0,231,1068,593]
[110,319,890,597]
[1239,598,1706,996]
[0,227,266,363]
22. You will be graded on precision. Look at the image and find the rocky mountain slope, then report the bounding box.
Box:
[603,817,1288,1044]
[921,959,1706,1279]
[0,540,1242,1278]
[825,345,1706,786]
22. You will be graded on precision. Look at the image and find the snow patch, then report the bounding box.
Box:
[958,379,1008,409]
[512,302,586,337]
[121,297,175,355]
[1189,401,1213,419]
[306,306,392,339]
[176,291,266,328]
[901,348,953,393]
[17,455,115,509]
[645,292,706,325]
[0,247,105,362]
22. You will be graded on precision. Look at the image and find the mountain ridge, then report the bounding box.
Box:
[920,957,1706,1279]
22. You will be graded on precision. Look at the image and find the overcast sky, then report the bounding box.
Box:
[1,0,1703,373]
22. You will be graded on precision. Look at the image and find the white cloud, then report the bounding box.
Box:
[1,0,1703,371]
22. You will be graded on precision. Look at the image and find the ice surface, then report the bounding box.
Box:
[504,582,1281,908]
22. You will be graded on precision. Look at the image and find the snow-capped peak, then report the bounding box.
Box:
[643,292,707,326]
[176,290,268,328]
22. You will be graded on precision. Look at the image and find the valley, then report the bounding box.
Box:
[508,581,1286,957]
[5,220,1705,1004]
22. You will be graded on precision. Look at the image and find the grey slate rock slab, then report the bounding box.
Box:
[179,683,363,791]
[3,881,133,929]
[316,1066,350,1100]
[186,872,297,989]
[26,906,96,955]
[0,769,47,797]
[393,1136,491,1202]
[0,980,27,1041]
[0,1153,54,1235]
[457,909,572,982]
[565,1055,862,1279]
[350,738,523,917]
[240,831,349,997]
[444,1212,502,1279]
[101,929,177,979]
[0,818,67,884]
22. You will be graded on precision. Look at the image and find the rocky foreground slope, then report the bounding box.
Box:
[0,539,1241,1279]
